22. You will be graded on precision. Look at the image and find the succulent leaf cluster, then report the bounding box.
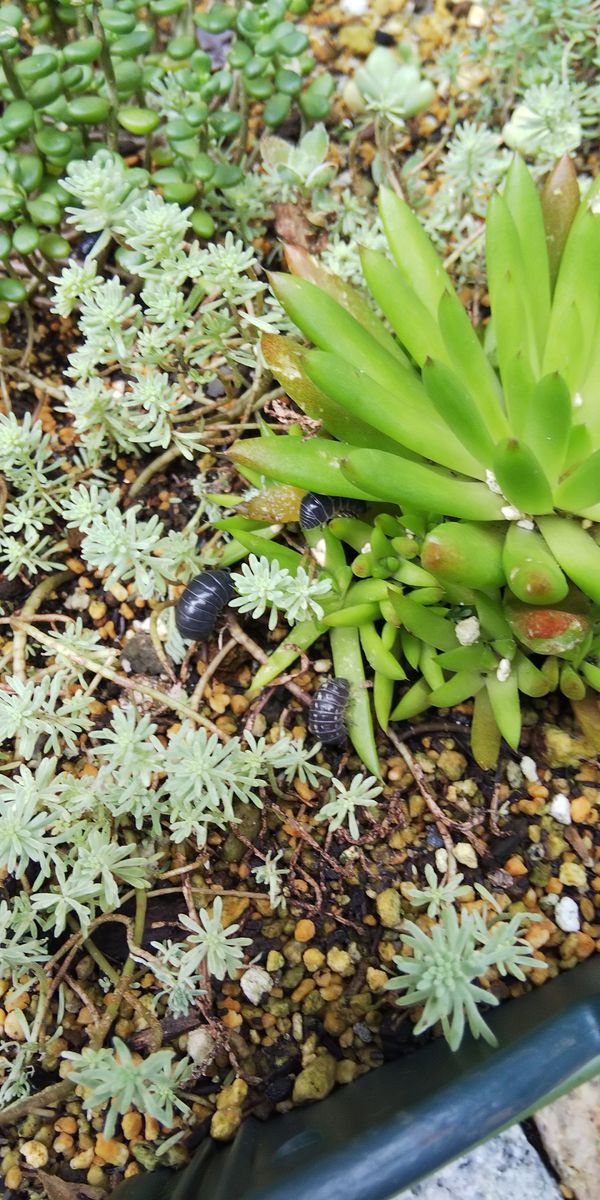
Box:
[228,158,600,769]
[0,0,331,316]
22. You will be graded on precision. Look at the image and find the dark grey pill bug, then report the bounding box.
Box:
[308,677,351,744]
[299,493,366,530]
[175,570,236,641]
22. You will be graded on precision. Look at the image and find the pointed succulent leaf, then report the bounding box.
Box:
[390,677,431,721]
[522,373,571,482]
[305,351,482,477]
[538,515,600,605]
[540,156,580,289]
[389,593,458,651]
[554,448,600,513]
[502,155,551,358]
[559,663,586,700]
[360,247,447,365]
[378,186,452,317]
[342,449,506,521]
[485,669,521,749]
[428,671,485,708]
[471,687,501,769]
[284,244,406,361]
[269,273,412,396]
[421,521,505,590]
[261,334,402,453]
[493,439,553,514]
[422,359,496,466]
[486,194,538,380]
[436,292,506,441]
[516,652,555,697]
[329,625,380,778]
[503,524,568,605]
[545,203,600,388]
[230,435,377,500]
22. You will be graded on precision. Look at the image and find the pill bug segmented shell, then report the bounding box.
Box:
[308,677,351,744]
[175,569,236,641]
[299,492,366,530]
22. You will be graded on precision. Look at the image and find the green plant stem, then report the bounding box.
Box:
[91,7,119,150]
[0,49,25,100]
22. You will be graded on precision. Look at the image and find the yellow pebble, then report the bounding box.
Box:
[20,1141,48,1169]
[70,1148,95,1170]
[55,1116,77,1135]
[122,1111,143,1141]
[144,1115,160,1142]
[303,948,325,972]
[5,1166,22,1190]
[4,1011,26,1041]
[559,862,588,889]
[216,1079,248,1110]
[53,1133,74,1156]
[294,919,316,943]
[366,966,388,992]
[570,796,592,823]
[89,600,107,621]
[95,1133,129,1167]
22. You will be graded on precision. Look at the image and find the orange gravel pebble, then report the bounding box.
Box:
[505,854,528,877]
[294,919,316,942]
[570,796,592,823]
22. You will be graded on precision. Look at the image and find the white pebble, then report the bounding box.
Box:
[501,505,523,521]
[340,0,368,12]
[549,793,571,825]
[496,658,511,682]
[454,842,478,869]
[555,896,580,933]
[455,616,480,646]
[240,965,273,1005]
[187,1027,215,1067]
[520,756,539,783]
[435,848,449,874]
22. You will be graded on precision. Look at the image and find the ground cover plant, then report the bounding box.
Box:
[0,1,598,1197]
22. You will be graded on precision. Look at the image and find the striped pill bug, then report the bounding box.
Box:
[308,677,351,744]
[175,569,236,641]
[299,493,366,531]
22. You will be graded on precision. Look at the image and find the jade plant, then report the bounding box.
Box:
[225,156,600,771]
[0,0,331,316]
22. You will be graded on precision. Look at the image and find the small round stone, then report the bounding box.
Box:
[555,896,580,933]
[294,919,316,943]
[20,1141,48,1168]
[559,862,587,889]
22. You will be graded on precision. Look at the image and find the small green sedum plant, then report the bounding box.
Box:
[386,896,543,1051]
[228,156,600,770]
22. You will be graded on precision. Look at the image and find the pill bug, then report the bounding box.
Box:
[308,677,351,744]
[175,569,236,641]
[299,493,366,531]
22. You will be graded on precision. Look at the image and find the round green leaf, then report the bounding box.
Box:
[190,50,211,76]
[16,153,44,192]
[0,125,16,148]
[186,102,209,127]
[196,3,236,32]
[263,91,291,126]
[277,30,308,56]
[16,51,59,82]
[274,68,301,96]
[150,0,186,13]
[35,127,73,158]
[65,95,111,124]
[245,75,273,99]
[211,162,243,189]
[191,208,215,238]
[209,110,242,138]
[152,167,183,184]
[228,42,252,69]
[30,14,50,33]
[3,99,34,135]
[26,73,64,109]
[299,88,330,121]
[255,33,277,57]
[0,5,24,31]
[98,8,136,33]
[0,232,12,259]
[0,194,23,220]
[162,180,196,204]
[0,301,11,324]
[110,27,153,57]
[27,194,61,224]
[61,64,95,95]
[0,276,26,303]
[63,36,102,65]
[167,34,195,59]
[165,117,195,142]
[118,106,160,135]
[151,146,175,167]
[244,55,269,80]
[12,222,39,254]
[61,64,85,91]
[113,60,143,96]
[38,232,70,258]
[190,152,215,182]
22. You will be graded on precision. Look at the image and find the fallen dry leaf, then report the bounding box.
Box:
[37,1169,106,1200]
